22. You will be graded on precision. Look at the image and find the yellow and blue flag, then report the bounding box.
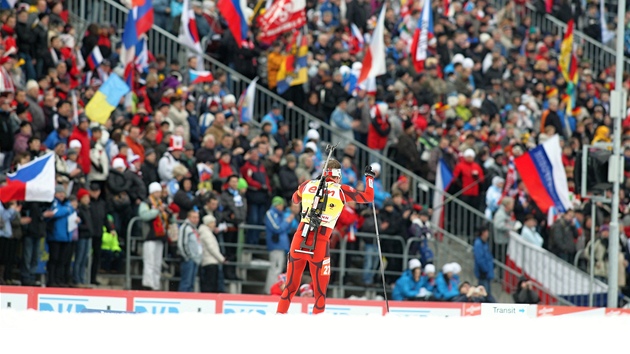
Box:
[85,74,130,124]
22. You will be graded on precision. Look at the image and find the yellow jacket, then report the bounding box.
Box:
[267,52,284,89]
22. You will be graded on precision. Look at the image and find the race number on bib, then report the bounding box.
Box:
[321,257,331,276]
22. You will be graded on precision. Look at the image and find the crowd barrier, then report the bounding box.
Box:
[2,286,630,317]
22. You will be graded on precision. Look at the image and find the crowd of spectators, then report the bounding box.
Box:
[0,0,629,304]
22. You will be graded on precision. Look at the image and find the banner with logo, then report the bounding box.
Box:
[257,0,306,44]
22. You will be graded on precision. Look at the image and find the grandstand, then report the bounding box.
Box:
[0,0,629,315]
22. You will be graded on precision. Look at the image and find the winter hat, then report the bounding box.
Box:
[442,263,454,274]
[299,283,314,297]
[305,141,318,152]
[69,139,82,149]
[306,129,320,141]
[55,185,66,194]
[370,162,381,173]
[112,157,126,171]
[203,214,216,226]
[129,154,141,164]
[463,148,476,158]
[25,80,39,91]
[77,188,89,200]
[424,264,436,274]
[408,258,422,270]
[272,196,286,207]
[237,177,248,190]
[168,135,184,152]
[148,182,162,195]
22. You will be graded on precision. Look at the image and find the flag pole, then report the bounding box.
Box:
[607,0,626,308]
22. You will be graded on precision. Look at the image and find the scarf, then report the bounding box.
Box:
[227,188,243,207]
[150,195,169,237]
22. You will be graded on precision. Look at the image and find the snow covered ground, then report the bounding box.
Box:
[1,310,628,353]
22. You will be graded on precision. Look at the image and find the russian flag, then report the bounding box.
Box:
[410,0,434,73]
[217,0,249,47]
[189,69,214,84]
[0,152,56,203]
[0,0,16,10]
[86,46,103,70]
[197,163,213,182]
[134,0,154,37]
[350,23,364,49]
[121,13,139,87]
[357,6,386,85]
[135,35,149,73]
[238,77,258,123]
[514,135,572,214]
[431,159,453,234]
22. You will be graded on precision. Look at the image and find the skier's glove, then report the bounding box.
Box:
[364,165,376,178]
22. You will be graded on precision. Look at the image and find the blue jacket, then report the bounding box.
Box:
[265,206,290,252]
[341,166,357,188]
[0,203,17,238]
[44,130,67,150]
[45,198,75,242]
[373,178,390,209]
[419,275,438,294]
[392,270,423,301]
[261,113,284,135]
[435,272,460,301]
[473,237,495,280]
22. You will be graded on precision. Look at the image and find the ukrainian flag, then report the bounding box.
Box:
[85,74,130,124]
[276,30,308,94]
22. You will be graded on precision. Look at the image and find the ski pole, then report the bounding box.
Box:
[372,202,390,313]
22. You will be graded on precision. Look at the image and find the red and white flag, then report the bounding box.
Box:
[410,0,434,72]
[257,0,306,44]
[357,6,386,85]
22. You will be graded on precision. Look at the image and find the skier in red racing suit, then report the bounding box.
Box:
[277,159,375,314]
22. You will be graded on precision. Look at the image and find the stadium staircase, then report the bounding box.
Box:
[67,0,619,305]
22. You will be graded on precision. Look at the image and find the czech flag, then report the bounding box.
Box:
[217,0,249,48]
[357,6,386,85]
[410,0,434,73]
[189,69,214,84]
[513,135,572,214]
[85,74,131,125]
[86,46,103,70]
[0,152,56,203]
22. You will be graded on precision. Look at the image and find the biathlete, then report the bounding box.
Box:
[276,158,375,314]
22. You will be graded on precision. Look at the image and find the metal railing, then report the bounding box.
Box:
[492,0,630,73]
[66,0,491,241]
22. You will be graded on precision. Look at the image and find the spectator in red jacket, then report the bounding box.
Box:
[452,148,485,209]
[69,115,91,174]
[367,102,390,153]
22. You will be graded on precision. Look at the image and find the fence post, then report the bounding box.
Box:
[338,237,347,299]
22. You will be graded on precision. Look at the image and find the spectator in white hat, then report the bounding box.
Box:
[435,262,462,301]
[451,147,484,212]
[392,258,423,301]
[369,162,391,209]
[418,264,438,300]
